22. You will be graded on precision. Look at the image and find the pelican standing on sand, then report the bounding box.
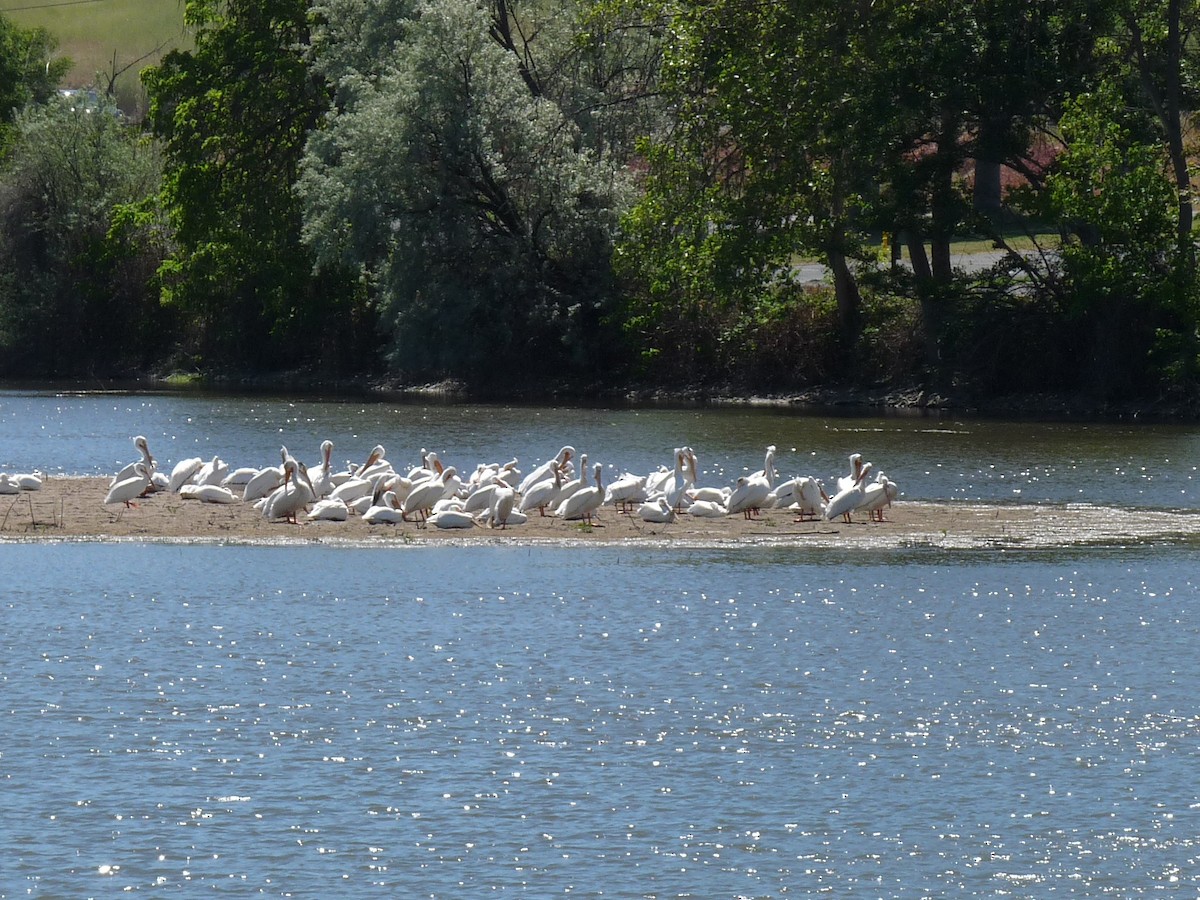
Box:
[556,462,603,524]
[105,462,152,508]
[824,462,873,523]
[263,459,315,524]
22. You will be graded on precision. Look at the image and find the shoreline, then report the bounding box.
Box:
[3,477,1199,551]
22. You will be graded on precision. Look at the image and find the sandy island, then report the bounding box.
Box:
[1,477,1198,551]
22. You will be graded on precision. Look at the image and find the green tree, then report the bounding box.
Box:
[300,0,631,385]
[0,103,167,376]
[1043,83,1198,398]
[0,13,71,153]
[143,0,366,374]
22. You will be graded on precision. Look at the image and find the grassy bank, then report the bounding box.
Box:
[2,0,187,115]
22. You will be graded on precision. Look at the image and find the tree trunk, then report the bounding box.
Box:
[827,248,861,347]
[973,159,1002,214]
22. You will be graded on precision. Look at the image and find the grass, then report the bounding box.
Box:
[2,0,189,116]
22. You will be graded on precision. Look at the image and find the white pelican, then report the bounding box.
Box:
[555,452,589,503]
[791,476,829,521]
[727,474,770,520]
[167,457,204,493]
[362,490,405,524]
[309,440,335,498]
[556,463,603,524]
[0,473,19,494]
[836,453,865,493]
[518,446,574,495]
[605,470,648,512]
[194,455,229,487]
[104,463,151,508]
[402,466,457,523]
[638,496,676,524]
[485,484,517,528]
[427,508,475,529]
[308,497,349,521]
[262,459,315,524]
[518,461,563,516]
[113,435,155,484]
[687,498,727,517]
[191,484,238,504]
[14,472,43,491]
[857,473,898,522]
[221,467,259,486]
[824,462,873,523]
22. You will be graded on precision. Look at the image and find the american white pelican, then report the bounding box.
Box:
[638,496,676,524]
[556,463,603,524]
[824,462,873,523]
[687,498,727,517]
[519,461,563,516]
[262,459,315,524]
[402,466,457,523]
[792,476,828,521]
[518,446,574,495]
[14,472,43,491]
[194,455,229,487]
[836,453,865,493]
[113,435,155,484]
[105,463,151,508]
[220,467,259,486]
[857,473,898,522]
[167,457,204,493]
[191,484,238,504]
[727,473,770,520]
[555,452,590,503]
[308,497,349,521]
[485,484,517,528]
[605,470,648,512]
[427,508,476,529]
[309,440,335,498]
[0,473,19,494]
[362,490,405,524]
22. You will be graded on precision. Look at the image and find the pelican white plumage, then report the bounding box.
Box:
[104,463,151,508]
[791,476,829,521]
[857,473,898,522]
[427,508,476,529]
[308,497,349,521]
[190,484,238,504]
[518,446,574,495]
[262,459,315,524]
[638,496,676,524]
[13,472,42,491]
[402,466,457,523]
[309,440,335,498]
[194,455,229,487]
[555,453,589,504]
[519,461,563,516]
[113,435,155,485]
[605,470,648,512]
[362,490,405,524]
[167,457,204,493]
[824,462,873,523]
[220,467,259,486]
[484,483,516,528]
[687,498,727,517]
[0,473,18,494]
[242,447,288,502]
[837,453,865,493]
[556,462,603,524]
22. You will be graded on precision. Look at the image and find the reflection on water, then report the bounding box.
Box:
[1,388,1198,507]
[2,543,1199,896]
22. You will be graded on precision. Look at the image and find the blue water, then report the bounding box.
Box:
[2,387,1199,506]
[3,542,1199,896]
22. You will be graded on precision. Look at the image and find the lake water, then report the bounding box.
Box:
[2,389,1200,896]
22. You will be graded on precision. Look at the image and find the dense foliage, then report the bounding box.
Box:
[1,0,1199,408]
